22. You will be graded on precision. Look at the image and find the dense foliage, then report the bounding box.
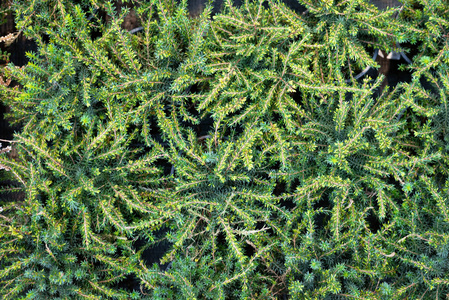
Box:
[0,0,448,298]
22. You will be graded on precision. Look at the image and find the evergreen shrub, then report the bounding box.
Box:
[0,0,448,298]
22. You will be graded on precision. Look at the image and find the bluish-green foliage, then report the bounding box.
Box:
[0,0,449,298]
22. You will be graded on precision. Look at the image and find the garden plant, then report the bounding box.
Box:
[0,0,449,298]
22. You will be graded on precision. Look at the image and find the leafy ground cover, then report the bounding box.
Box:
[0,0,448,298]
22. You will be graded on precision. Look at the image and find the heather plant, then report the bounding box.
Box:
[0,0,448,299]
